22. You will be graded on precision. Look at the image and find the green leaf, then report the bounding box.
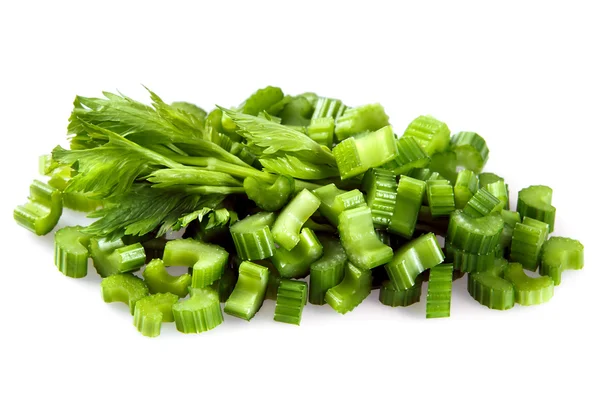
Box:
[147,168,242,188]
[259,155,339,180]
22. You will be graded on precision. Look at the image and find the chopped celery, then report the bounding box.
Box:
[230,211,277,260]
[101,273,149,314]
[445,242,496,273]
[402,115,451,156]
[325,263,372,314]
[271,228,323,278]
[446,211,504,254]
[485,179,509,210]
[509,217,549,271]
[467,258,514,310]
[426,263,453,318]
[429,151,458,184]
[312,97,346,121]
[14,180,63,236]
[503,262,554,306]
[48,166,104,212]
[463,188,503,218]
[307,117,335,148]
[173,287,223,334]
[54,226,91,278]
[312,184,347,226]
[498,210,521,252]
[271,189,321,250]
[540,237,584,285]
[239,86,284,116]
[309,235,348,305]
[279,96,313,126]
[274,279,308,325]
[217,266,238,302]
[133,293,178,338]
[90,237,146,278]
[361,168,397,228]
[450,131,489,173]
[389,175,426,238]
[454,169,479,209]
[382,136,430,175]
[338,206,393,270]
[163,238,228,288]
[142,259,192,298]
[224,261,269,321]
[517,185,556,232]
[334,103,389,141]
[379,279,422,307]
[243,175,294,212]
[426,180,455,217]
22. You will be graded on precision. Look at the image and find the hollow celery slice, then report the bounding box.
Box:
[540,237,584,285]
[230,211,277,260]
[224,261,270,321]
[217,267,238,302]
[333,126,398,180]
[361,168,398,228]
[334,103,389,141]
[265,266,282,301]
[379,279,422,307]
[382,137,430,175]
[90,237,146,278]
[311,97,346,120]
[454,169,479,209]
[173,287,223,334]
[338,206,393,270]
[14,180,63,236]
[243,175,294,212]
[499,210,521,250]
[463,188,503,218]
[274,279,308,325]
[445,242,496,273]
[309,235,348,305]
[446,211,504,254]
[426,264,453,318]
[450,131,489,173]
[271,228,323,278]
[101,273,149,314]
[389,175,426,238]
[47,166,103,212]
[503,263,554,306]
[239,86,284,116]
[271,189,321,250]
[485,180,509,210]
[408,168,442,182]
[509,217,549,271]
[402,115,451,156]
[133,293,178,338]
[307,117,335,148]
[429,151,458,184]
[54,226,91,278]
[312,184,347,225]
[163,238,228,289]
[478,172,503,187]
[325,263,372,314]
[385,233,444,290]
[517,185,556,232]
[467,258,514,310]
[143,259,191,298]
[427,180,455,217]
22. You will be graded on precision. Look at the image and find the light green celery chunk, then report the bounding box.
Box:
[445,242,496,273]
[90,237,146,278]
[312,184,347,226]
[450,131,489,173]
[143,259,191,298]
[385,233,444,290]
[388,175,426,238]
[379,279,422,307]
[463,188,503,218]
[426,180,455,217]
[224,261,270,320]
[307,117,335,148]
[279,96,313,126]
[509,217,549,271]
[334,103,389,141]
[271,189,321,250]
[274,280,308,325]
[338,206,393,270]
[361,168,398,228]
[311,97,346,120]
[325,263,372,314]
[14,180,63,236]
[271,228,323,278]
[499,210,521,250]
[230,211,277,260]
[382,136,430,175]
[239,86,284,116]
[517,185,556,232]
[244,175,294,212]
[454,169,479,209]
[309,235,348,305]
[54,226,91,278]
[133,293,178,338]
[485,180,509,210]
[503,263,554,306]
[173,287,223,334]
[47,166,103,212]
[540,237,584,285]
[163,238,228,288]
[467,258,514,310]
[426,264,453,318]
[101,273,149,314]
[429,151,457,184]
[402,115,451,156]
[446,211,503,254]
[333,126,398,180]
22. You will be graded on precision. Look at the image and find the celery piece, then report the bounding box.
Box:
[338,206,394,270]
[311,97,346,120]
[54,226,91,278]
[307,117,335,148]
[388,175,426,238]
[385,233,445,290]
[173,287,223,334]
[312,184,347,226]
[239,86,284,116]
[402,115,451,156]
[445,242,496,273]
[101,273,149,314]
[429,151,458,184]
[485,180,509,210]
[217,266,238,302]
[540,236,584,285]
[325,263,372,314]
[450,131,489,174]
[309,235,348,305]
[333,126,398,180]
[379,279,422,307]
[279,96,313,126]
[467,258,514,310]
[224,261,270,321]
[48,166,103,212]
[230,211,277,260]
[271,189,321,250]
[334,103,389,141]
[503,263,554,306]
[133,293,179,338]
[509,217,549,271]
[463,188,503,218]
[454,169,479,209]
[426,264,453,318]
[361,168,398,228]
[274,280,308,325]
[163,238,228,289]
[517,185,556,232]
[426,180,455,217]
[271,228,323,278]
[498,210,521,251]
[446,211,504,255]
[90,237,146,278]
[14,180,63,236]
[382,136,430,175]
[243,175,294,212]
[142,259,191,298]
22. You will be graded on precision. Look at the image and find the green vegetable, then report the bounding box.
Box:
[173,287,223,334]
[426,263,453,318]
[388,175,426,238]
[54,226,91,278]
[133,293,178,338]
[101,273,149,314]
[463,188,503,218]
[333,126,398,180]
[467,258,514,310]
[450,131,489,173]
[402,115,451,156]
[429,151,458,184]
[426,180,455,217]
[307,117,335,148]
[361,168,397,228]
[90,237,146,277]
[509,217,549,271]
[408,168,442,182]
[338,205,393,270]
[446,211,503,254]
[385,233,444,290]
[334,103,389,141]
[271,228,323,278]
[239,86,285,116]
[498,210,521,251]
[379,279,422,307]
[382,137,430,175]
[274,280,308,325]
[309,235,348,305]
[517,185,556,232]
[279,96,313,126]
[503,262,554,306]
[230,211,277,260]
[540,237,584,285]
[163,239,229,288]
[14,180,63,236]
[445,242,496,273]
[142,258,192,298]
[325,263,372,314]
[484,179,509,210]
[311,97,346,120]
[224,261,269,321]
[216,266,238,302]
[453,169,479,209]
[47,166,104,212]
[271,189,321,250]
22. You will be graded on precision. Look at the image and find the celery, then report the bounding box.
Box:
[14,180,63,236]
[271,189,321,250]
[101,273,149,314]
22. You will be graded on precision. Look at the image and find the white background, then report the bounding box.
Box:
[1,1,598,399]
